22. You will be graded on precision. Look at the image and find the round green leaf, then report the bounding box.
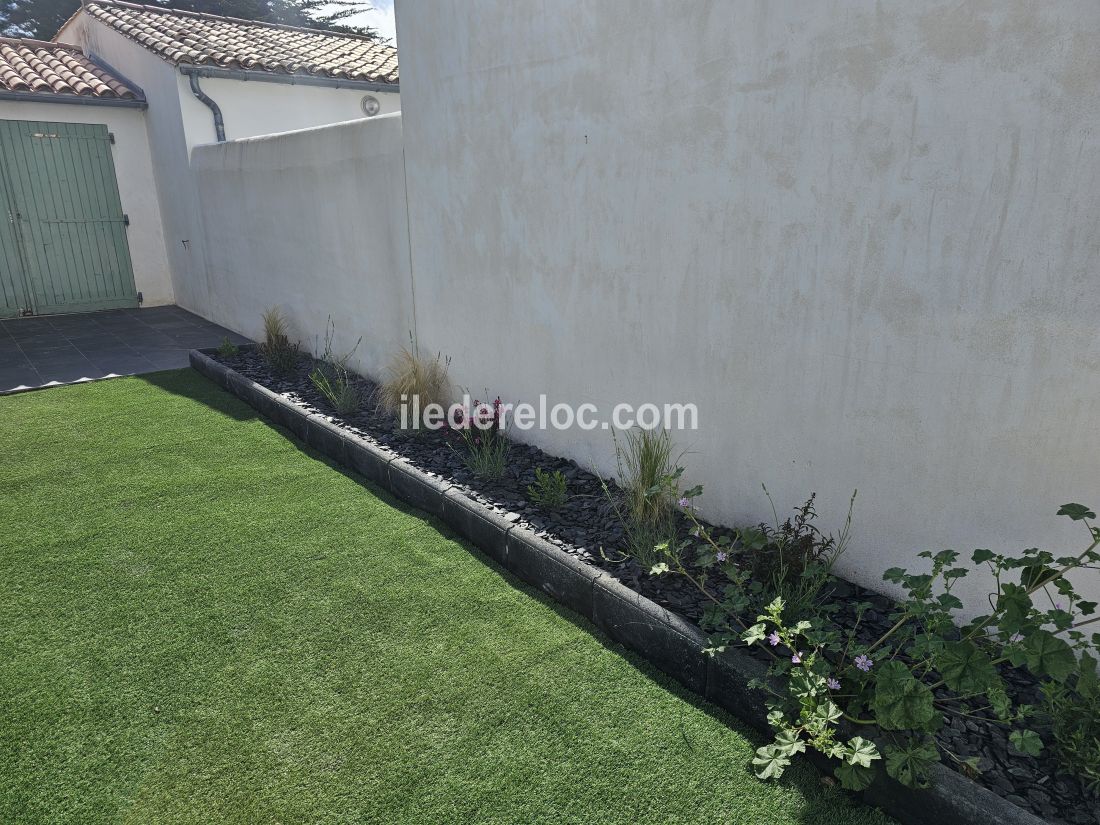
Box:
[1022,630,1076,682]
[872,661,937,731]
[936,641,999,694]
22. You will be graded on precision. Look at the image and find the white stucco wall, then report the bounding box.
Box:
[394,0,1100,607]
[57,11,401,314]
[0,100,173,306]
[178,76,399,145]
[190,114,413,377]
[58,13,210,312]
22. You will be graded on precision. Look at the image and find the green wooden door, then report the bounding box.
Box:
[0,119,138,317]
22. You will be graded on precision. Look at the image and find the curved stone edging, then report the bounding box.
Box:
[188,348,1049,825]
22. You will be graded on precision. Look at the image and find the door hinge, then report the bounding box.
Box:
[123,214,130,226]
[137,291,143,305]
[108,132,115,144]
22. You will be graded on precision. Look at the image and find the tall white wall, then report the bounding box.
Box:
[0,100,173,306]
[191,115,413,377]
[394,0,1100,605]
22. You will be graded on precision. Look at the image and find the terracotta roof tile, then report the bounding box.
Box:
[0,38,139,99]
[84,1,399,85]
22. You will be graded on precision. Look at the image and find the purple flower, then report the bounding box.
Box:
[678,497,691,508]
[1055,602,1064,611]
[716,551,727,562]
[827,677,841,690]
[791,651,803,664]
[767,631,780,647]
[854,654,873,672]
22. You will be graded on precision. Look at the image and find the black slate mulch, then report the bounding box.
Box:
[216,348,1097,825]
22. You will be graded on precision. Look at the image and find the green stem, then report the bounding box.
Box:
[842,713,876,726]
[866,615,909,655]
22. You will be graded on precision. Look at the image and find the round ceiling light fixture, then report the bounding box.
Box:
[361,95,381,117]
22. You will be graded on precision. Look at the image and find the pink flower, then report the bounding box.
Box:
[767,631,780,647]
[827,677,841,690]
[678,497,690,508]
[791,651,802,664]
[716,551,727,562]
[854,654,873,672]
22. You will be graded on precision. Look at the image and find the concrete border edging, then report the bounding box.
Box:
[188,348,1049,825]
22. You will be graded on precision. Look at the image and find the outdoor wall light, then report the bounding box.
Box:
[361,95,381,117]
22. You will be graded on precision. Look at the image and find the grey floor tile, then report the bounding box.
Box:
[0,366,42,392]
[77,347,145,365]
[85,356,156,376]
[33,361,103,384]
[0,307,250,391]
[143,350,192,369]
[67,337,132,353]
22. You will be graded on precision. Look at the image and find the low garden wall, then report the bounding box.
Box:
[190,114,413,381]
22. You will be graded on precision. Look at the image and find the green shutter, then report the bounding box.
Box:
[0,119,138,317]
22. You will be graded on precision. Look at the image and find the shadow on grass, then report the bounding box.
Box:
[151,363,884,823]
[136,368,260,423]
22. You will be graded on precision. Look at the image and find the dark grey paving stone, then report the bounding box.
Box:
[167,336,235,350]
[82,347,151,365]
[84,354,156,375]
[47,314,106,329]
[142,350,192,370]
[1,307,247,391]
[20,336,79,350]
[33,360,103,384]
[4,318,56,334]
[93,321,149,333]
[22,350,86,367]
[143,321,205,336]
[0,365,42,391]
[127,306,184,318]
[124,336,182,350]
[0,349,32,368]
[7,329,61,345]
[67,337,133,353]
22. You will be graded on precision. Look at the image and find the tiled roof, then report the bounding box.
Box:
[83,1,399,85]
[0,37,139,99]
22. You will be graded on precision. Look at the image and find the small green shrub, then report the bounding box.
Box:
[309,318,362,416]
[528,467,568,509]
[379,345,450,429]
[611,428,681,568]
[453,397,508,479]
[737,489,854,618]
[260,307,300,374]
[216,336,238,357]
[654,495,1100,793]
[1043,665,1100,796]
[615,428,679,526]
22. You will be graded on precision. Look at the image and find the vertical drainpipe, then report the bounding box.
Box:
[182,67,226,142]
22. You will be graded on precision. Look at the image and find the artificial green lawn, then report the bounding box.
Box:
[0,370,893,824]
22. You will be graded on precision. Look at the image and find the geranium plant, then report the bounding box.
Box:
[653,485,1100,793]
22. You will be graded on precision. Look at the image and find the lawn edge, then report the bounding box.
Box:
[189,348,1048,825]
